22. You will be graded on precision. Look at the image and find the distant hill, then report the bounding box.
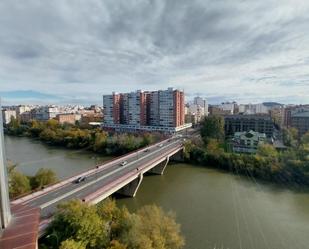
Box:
[262,102,284,107]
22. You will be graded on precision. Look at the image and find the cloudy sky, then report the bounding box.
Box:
[1,0,309,105]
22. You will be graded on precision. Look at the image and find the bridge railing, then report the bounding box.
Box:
[11,137,173,205]
[83,144,183,203]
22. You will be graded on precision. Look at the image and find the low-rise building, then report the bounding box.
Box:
[81,113,103,125]
[33,105,59,121]
[56,114,81,125]
[224,114,274,138]
[209,105,232,116]
[232,130,266,153]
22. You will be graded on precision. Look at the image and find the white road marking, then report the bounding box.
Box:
[39,140,181,209]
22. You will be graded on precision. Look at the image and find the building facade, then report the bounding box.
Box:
[2,109,16,125]
[193,97,208,116]
[284,105,309,136]
[224,114,274,138]
[103,88,187,132]
[56,114,81,125]
[290,111,309,137]
[232,130,266,153]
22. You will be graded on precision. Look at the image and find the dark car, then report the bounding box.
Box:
[74,176,86,183]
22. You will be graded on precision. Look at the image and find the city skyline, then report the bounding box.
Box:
[1,1,309,105]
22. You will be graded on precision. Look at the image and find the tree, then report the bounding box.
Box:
[46,119,60,130]
[107,240,127,249]
[9,168,31,198]
[125,205,185,249]
[47,199,108,248]
[43,199,185,249]
[282,127,298,147]
[206,139,224,155]
[200,116,224,145]
[60,239,86,249]
[31,168,58,189]
[257,144,278,158]
[301,131,309,145]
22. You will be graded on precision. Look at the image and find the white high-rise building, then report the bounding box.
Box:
[194,96,208,116]
[2,109,16,124]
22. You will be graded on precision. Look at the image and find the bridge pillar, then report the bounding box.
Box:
[148,156,169,175]
[116,173,143,197]
[171,149,184,162]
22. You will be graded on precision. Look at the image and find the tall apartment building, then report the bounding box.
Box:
[103,93,120,125]
[103,88,187,132]
[148,91,159,126]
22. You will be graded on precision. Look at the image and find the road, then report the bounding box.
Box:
[24,137,184,218]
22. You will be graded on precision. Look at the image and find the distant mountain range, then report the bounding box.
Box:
[262,102,284,107]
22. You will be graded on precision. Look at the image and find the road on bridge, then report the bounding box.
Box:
[20,137,184,218]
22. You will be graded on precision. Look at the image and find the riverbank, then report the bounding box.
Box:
[4,135,114,179]
[5,118,163,157]
[5,136,309,249]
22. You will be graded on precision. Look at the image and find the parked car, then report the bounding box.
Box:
[143,149,149,152]
[74,176,86,184]
[120,161,128,166]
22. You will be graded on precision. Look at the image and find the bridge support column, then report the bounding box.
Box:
[171,149,184,162]
[148,156,169,175]
[116,173,143,197]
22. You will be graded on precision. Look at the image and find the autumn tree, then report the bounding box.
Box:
[43,199,185,249]
[47,199,108,248]
[9,167,31,198]
[59,239,86,249]
[31,168,58,189]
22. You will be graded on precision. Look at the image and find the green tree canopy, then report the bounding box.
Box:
[31,168,58,189]
[48,199,108,249]
[44,199,185,249]
[200,116,225,145]
[60,239,86,249]
[301,131,309,145]
[257,144,278,158]
[9,167,31,198]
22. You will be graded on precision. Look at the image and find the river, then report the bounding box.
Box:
[4,135,309,249]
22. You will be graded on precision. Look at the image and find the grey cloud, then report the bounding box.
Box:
[0,0,308,104]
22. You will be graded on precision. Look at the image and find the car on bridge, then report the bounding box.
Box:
[74,176,87,183]
[120,161,128,166]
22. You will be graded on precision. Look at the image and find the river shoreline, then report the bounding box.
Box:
[5,135,309,249]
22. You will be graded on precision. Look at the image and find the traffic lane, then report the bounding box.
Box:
[39,141,182,216]
[27,140,171,207]
[36,140,182,213]
[40,143,182,217]
[27,162,123,207]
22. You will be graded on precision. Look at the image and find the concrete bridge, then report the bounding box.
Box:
[5,137,185,242]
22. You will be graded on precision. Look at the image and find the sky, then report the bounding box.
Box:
[0,0,309,105]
